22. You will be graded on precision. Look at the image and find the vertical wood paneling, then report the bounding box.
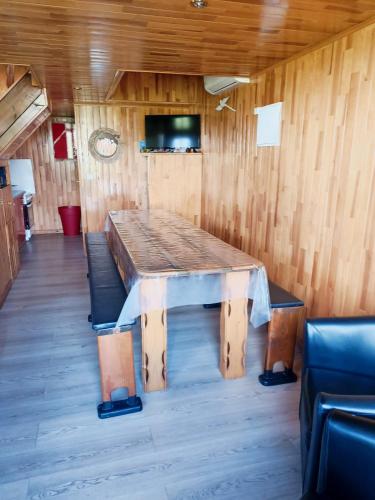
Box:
[202,21,375,318]
[147,153,202,226]
[74,74,203,233]
[14,120,80,233]
[111,73,203,104]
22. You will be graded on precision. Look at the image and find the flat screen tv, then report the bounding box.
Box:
[145,114,201,150]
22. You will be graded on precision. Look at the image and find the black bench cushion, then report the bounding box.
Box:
[86,232,109,246]
[86,232,129,330]
[268,280,304,309]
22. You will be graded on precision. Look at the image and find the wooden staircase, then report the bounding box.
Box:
[0,65,50,159]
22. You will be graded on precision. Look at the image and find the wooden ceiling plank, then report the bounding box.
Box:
[0,1,374,112]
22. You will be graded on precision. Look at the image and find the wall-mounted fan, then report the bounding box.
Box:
[216,96,236,112]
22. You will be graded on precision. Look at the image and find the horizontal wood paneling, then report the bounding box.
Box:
[202,21,375,318]
[75,74,203,233]
[14,120,80,233]
[1,1,375,114]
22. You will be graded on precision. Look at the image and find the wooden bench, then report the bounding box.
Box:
[259,281,304,386]
[86,232,142,419]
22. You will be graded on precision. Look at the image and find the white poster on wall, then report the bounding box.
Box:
[254,102,283,147]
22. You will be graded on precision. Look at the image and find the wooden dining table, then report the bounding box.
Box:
[106,209,270,392]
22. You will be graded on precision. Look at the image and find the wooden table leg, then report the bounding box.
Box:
[140,278,167,392]
[220,271,250,379]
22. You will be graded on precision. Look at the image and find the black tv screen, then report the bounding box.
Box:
[145,114,201,149]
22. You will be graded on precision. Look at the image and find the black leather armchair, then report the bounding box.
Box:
[300,316,375,494]
[300,410,375,500]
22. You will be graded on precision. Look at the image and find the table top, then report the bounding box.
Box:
[108,209,264,278]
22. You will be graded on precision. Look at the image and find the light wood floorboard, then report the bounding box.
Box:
[0,235,302,500]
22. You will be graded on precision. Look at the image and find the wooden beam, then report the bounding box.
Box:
[6,65,14,88]
[0,64,29,101]
[74,100,202,107]
[0,90,50,159]
[105,70,125,101]
[0,74,42,137]
[29,66,43,88]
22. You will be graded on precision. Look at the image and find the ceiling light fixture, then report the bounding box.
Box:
[191,0,207,8]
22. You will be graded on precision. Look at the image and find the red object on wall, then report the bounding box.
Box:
[52,123,68,159]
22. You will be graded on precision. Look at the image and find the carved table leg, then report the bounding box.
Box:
[220,271,250,379]
[140,278,167,392]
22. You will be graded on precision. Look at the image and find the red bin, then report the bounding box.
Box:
[58,205,81,236]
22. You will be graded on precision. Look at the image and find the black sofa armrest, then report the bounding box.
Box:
[316,410,375,498]
[303,392,375,494]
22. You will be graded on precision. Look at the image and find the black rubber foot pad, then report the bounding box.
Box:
[97,396,143,419]
[203,303,221,309]
[258,369,297,386]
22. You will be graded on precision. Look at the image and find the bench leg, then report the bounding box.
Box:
[97,330,142,418]
[140,278,167,392]
[220,271,250,379]
[259,306,305,386]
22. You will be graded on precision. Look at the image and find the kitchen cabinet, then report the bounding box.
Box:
[0,160,20,307]
[0,187,13,305]
[13,192,25,250]
[2,185,19,278]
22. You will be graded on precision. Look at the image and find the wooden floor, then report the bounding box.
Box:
[0,235,302,500]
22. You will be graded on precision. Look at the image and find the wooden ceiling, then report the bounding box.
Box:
[0,0,375,115]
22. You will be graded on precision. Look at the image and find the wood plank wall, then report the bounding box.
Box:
[74,74,203,233]
[14,120,80,233]
[111,72,203,104]
[202,21,375,318]
[146,153,202,226]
